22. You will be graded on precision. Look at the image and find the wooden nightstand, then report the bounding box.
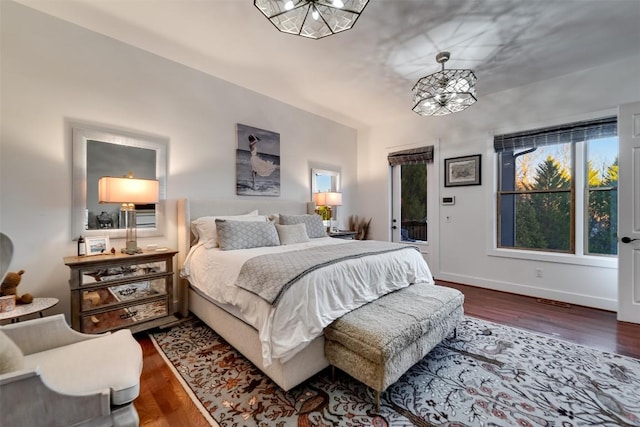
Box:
[63,249,179,334]
[328,231,357,240]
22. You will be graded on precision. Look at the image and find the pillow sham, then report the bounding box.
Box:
[215,219,280,251]
[275,223,310,245]
[191,210,263,249]
[279,214,327,238]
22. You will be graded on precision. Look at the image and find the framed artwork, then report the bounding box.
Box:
[236,123,281,196]
[444,154,481,187]
[85,236,110,256]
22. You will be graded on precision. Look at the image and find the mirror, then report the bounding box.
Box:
[311,168,340,195]
[72,124,168,240]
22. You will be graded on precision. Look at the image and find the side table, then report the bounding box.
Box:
[0,297,59,323]
[328,230,357,240]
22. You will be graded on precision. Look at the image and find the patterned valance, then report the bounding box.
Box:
[387,146,434,166]
[493,116,617,153]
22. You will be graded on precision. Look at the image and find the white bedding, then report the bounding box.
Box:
[182,237,434,366]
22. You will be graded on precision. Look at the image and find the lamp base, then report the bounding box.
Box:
[121,247,143,255]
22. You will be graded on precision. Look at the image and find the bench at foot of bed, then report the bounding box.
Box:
[324,283,464,412]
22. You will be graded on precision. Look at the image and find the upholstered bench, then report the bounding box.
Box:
[324,283,464,411]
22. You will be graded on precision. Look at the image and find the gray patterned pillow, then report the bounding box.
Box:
[275,223,310,245]
[215,219,280,251]
[279,214,327,238]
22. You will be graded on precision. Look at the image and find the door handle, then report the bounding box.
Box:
[621,237,639,243]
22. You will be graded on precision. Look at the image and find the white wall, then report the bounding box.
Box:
[0,2,357,319]
[357,54,640,311]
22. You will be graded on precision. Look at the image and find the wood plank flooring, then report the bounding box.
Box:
[134,281,640,425]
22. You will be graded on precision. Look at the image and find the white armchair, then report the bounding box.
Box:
[0,314,143,427]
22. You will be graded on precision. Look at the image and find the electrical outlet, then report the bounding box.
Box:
[535,268,543,278]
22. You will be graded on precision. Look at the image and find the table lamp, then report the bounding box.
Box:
[313,191,342,231]
[98,173,159,255]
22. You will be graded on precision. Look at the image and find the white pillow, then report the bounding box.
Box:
[0,330,24,374]
[276,223,310,245]
[191,210,265,249]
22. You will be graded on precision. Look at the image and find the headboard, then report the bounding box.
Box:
[176,198,314,316]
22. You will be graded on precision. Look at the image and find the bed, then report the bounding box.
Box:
[176,198,434,391]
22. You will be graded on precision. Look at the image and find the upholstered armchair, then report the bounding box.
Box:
[0,232,143,426]
[0,314,143,426]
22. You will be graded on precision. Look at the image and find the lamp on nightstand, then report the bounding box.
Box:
[98,172,159,255]
[313,191,342,231]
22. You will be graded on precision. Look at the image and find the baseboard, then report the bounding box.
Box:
[436,272,617,312]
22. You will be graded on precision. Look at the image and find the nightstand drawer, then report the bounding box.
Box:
[79,260,167,287]
[81,278,167,311]
[81,299,168,334]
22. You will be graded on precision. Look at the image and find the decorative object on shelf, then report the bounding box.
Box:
[84,236,111,256]
[412,51,477,117]
[313,191,342,231]
[96,211,114,228]
[254,0,369,39]
[98,172,159,254]
[236,123,280,196]
[348,215,371,240]
[1,269,33,305]
[444,154,482,187]
[77,235,86,256]
[0,295,16,312]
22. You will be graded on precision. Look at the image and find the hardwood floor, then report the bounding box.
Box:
[134,282,640,425]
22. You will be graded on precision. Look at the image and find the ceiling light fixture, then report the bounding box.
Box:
[254,0,369,39]
[412,51,478,116]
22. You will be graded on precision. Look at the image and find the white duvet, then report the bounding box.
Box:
[182,237,434,366]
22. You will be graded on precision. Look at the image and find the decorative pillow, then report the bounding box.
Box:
[191,210,264,249]
[215,219,280,251]
[275,223,310,245]
[279,214,327,238]
[0,330,24,374]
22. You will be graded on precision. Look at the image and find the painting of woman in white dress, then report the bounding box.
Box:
[236,123,280,196]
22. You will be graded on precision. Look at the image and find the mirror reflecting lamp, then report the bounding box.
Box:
[412,51,477,116]
[98,173,159,254]
[254,0,369,39]
[313,191,342,230]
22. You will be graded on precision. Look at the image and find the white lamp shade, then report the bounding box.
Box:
[98,176,159,204]
[313,191,342,206]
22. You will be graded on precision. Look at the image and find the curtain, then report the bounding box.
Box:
[387,145,434,166]
[493,116,617,152]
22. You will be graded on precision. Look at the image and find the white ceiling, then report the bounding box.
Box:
[14,0,640,129]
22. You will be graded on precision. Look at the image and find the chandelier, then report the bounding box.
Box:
[254,0,369,39]
[412,52,477,116]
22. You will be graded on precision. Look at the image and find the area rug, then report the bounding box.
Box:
[150,316,640,426]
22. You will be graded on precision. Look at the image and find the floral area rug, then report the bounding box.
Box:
[150,316,640,426]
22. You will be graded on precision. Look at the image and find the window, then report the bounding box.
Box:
[389,146,432,243]
[495,117,618,256]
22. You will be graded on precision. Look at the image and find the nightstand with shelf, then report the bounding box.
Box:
[328,230,357,240]
[64,249,178,334]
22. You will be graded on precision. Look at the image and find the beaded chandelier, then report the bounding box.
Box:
[254,0,369,39]
[412,52,478,116]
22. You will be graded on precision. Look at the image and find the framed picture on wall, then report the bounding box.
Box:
[236,123,281,196]
[444,154,481,187]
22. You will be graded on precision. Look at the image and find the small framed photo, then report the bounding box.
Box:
[444,154,481,187]
[85,236,110,256]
